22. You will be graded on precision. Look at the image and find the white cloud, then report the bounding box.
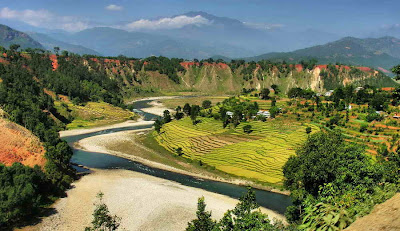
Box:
[105,4,123,11]
[125,15,210,30]
[0,7,89,32]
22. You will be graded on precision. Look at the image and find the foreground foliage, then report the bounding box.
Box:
[283,130,399,229]
[85,192,121,231]
[187,188,292,231]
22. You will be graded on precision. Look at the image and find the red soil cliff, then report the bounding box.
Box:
[0,117,46,167]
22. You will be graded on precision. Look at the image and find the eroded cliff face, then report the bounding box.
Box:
[0,116,46,168]
[79,57,395,94]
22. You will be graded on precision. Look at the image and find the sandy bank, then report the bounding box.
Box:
[140,100,175,116]
[59,120,154,138]
[28,169,285,231]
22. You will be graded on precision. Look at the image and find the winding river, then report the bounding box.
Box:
[63,99,292,215]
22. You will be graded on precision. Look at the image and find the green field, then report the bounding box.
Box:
[154,116,318,184]
[55,101,136,129]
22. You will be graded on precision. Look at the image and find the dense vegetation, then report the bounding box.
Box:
[143,56,186,83]
[187,188,291,231]
[283,130,399,230]
[0,49,78,227]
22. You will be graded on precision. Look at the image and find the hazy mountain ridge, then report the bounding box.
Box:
[28,32,101,55]
[217,36,400,71]
[45,26,251,59]
[0,24,43,50]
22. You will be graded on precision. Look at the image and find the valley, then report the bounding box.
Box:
[0,16,399,230]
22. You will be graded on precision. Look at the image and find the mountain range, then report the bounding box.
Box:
[215,36,400,71]
[28,32,101,55]
[0,11,398,73]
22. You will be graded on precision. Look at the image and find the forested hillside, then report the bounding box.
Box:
[0,46,126,228]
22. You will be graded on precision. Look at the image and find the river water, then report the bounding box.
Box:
[63,99,292,215]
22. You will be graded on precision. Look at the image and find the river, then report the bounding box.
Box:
[63,99,292,215]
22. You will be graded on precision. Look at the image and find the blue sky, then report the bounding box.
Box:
[0,0,398,35]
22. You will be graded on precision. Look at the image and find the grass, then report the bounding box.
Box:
[154,116,318,184]
[54,101,136,129]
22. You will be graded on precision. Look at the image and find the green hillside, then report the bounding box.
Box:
[0,24,43,50]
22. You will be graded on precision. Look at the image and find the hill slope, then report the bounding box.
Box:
[0,115,46,167]
[75,57,397,95]
[239,37,400,71]
[0,24,43,50]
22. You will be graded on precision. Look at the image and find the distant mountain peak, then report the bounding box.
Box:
[180,11,243,26]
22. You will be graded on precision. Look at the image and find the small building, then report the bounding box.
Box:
[257,110,270,118]
[393,114,400,119]
[355,87,364,92]
[226,111,234,117]
[324,90,334,97]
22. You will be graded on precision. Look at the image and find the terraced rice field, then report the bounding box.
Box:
[154,117,318,184]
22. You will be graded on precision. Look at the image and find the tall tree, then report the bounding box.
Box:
[85,192,121,231]
[260,88,270,100]
[186,197,217,231]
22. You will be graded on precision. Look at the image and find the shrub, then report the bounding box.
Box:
[243,125,253,134]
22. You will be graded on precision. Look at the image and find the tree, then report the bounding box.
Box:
[154,118,163,133]
[271,97,276,107]
[183,103,191,116]
[271,84,280,94]
[9,44,20,51]
[85,192,121,231]
[176,147,183,156]
[243,124,253,134]
[163,110,172,123]
[269,106,279,118]
[61,50,69,57]
[305,126,312,134]
[186,197,217,231]
[54,46,60,55]
[283,130,383,222]
[218,188,277,231]
[283,130,380,196]
[392,64,400,80]
[174,111,184,120]
[190,105,201,124]
[260,88,270,99]
[369,93,389,111]
[202,100,212,109]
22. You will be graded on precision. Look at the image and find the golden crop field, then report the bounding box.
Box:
[154,117,319,184]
